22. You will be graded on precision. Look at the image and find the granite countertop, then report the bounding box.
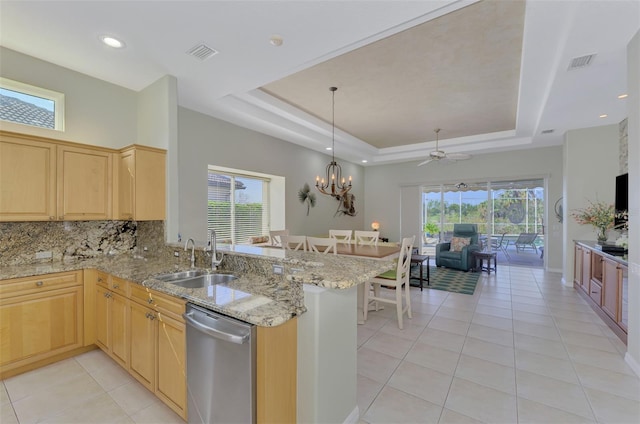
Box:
[574,240,629,265]
[0,247,395,327]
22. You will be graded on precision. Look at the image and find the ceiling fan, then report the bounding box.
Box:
[417,128,472,166]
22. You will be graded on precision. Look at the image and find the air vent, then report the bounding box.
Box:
[541,129,554,134]
[568,54,596,70]
[186,43,218,61]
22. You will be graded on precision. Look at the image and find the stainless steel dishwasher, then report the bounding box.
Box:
[184,303,256,423]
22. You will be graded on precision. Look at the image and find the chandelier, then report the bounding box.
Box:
[316,86,352,198]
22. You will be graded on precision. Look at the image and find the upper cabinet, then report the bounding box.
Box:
[0,131,166,222]
[0,134,57,221]
[115,146,166,221]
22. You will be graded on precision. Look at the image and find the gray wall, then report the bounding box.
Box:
[364,146,564,271]
[176,107,365,244]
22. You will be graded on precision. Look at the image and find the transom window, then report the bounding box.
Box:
[0,77,65,131]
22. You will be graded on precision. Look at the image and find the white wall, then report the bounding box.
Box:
[176,107,365,244]
[0,47,137,148]
[364,146,564,270]
[562,124,619,282]
[625,30,639,375]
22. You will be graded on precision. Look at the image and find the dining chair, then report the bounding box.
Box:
[363,236,415,329]
[355,230,379,245]
[269,229,289,247]
[280,235,307,251]
[329,229,352,244]
[306,236,337,255]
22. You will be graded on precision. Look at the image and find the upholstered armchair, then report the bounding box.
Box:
[435,224,481,271]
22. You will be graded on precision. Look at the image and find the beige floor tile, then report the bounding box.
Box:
[362,332,415,359]
[357,347,402,384]
[471,312,513,331]
[441,296,478,312]
[584,386,640,424]
[560,328,620,353]
[467,323,514,347]
[362,385,443,424]
[515,349,580,384]
[512,309,556,326]
[574,363,640,401]
[565,344,637,376]
[435,306,474,322]
[516,369,596,420]
[361,313,389,331]
[410,301,442,315]
[513,320,562,341]
[0,382,9,405]
[0,402,18,424]
[90,359,136,392]
[550,308,601,323]
[427,316,470,336]
[4,358,86,402]
[418,328,466,353]
[444,377,517,423]
[517,397,596,423]
[388,361,453,406]
[74,349,116,374]
[555,317,608,336]
[12,372,104,424]
[511,294,547,306]
[461,337,515,367]
[454,354,516,394]
[357,374,384,416]
[473,303,512,319]
[438,407,484,424]
[40,392,133,423]
[130,399,184,423]
[404,341,460,375]
[377,317,427,341]
[514,332,569,359]
[108,380,159,417]
[478,291,512,301]
[477,297,512,309]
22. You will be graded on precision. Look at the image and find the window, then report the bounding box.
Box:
[207,168,270,244]
[0,77,65,131]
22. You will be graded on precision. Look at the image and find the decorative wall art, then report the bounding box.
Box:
[298,183,316,216]
[335,193,357,217]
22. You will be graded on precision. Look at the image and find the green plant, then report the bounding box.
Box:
[571,200,614,241]
[423,222,439,235]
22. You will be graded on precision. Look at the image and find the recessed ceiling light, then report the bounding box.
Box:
[599,114,608,118]
[326,147,332,151]
[618,94,628,99]
[100,35,125,49]
[269,35,284,47]
[361,160,368,163]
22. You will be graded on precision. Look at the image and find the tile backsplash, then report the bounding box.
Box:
[0,220,164,267]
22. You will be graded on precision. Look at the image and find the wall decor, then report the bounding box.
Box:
[298,183,316,216]
[335,193,357,217]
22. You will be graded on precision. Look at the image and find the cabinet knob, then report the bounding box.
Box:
[113,284,120,289]
[58,216,64,220]
[149,314,156,320]
[147,298,154,304]
[104,292,111,298]
[35,281,44,287]
[49,216,55,220]
[97,278,103,283]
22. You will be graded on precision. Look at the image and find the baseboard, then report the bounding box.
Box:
[343,406,360,424]
[625,352,640,378]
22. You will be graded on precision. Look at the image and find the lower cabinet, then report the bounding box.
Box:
[0,271,84,378]
[155,312,187,417]
[95,283,129,368]
[129,300,157,391]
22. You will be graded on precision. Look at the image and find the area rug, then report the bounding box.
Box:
[410,265,479,295]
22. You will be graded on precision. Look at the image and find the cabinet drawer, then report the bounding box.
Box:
[589,280,602,305]
[130,284,185,319]
[110,276,129,297]
[0,271,82,297]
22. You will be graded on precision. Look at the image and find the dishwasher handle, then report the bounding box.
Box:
[184,311,250,344]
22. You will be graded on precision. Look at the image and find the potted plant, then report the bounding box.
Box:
[571,200,615,243]
[423,222,439,237]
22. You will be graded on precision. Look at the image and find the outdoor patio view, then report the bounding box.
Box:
[422,179,544,267]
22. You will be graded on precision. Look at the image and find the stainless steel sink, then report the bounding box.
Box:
[153,270,208,282]
[171,273,237,288]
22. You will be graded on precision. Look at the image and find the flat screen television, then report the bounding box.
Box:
[615,173,628,227]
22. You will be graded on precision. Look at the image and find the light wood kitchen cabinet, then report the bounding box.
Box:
[0,271,84,377]
[602,257,622,321]
[574,244,583,287]
[0,133,57,221]
[95,280,129,368]
[115,146,166,221]
[129,300,156,391]
[57,144,113,220]
[580,247,591,293]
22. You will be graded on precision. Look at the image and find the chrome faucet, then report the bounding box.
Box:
[184,238,196,268]
[208,229,224,270]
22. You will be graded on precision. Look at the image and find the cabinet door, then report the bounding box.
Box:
[619,265,628,331]
[0,135,56,221]
[116,149,135,220]
[57,145,112,220]
[95,285,111,352]
[129,301,156,390]
[574,245,582,285]
[580,248,591,293]
[110,293,129,367]
[602,258,620,321]
[133,148,166,220]
[1,286,83,371]
[156,313,186,419]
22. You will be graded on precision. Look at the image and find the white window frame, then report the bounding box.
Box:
[0,77,65,131]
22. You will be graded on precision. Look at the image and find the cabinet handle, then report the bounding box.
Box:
[149,314,156,320]
[49,216,55,220]
[104,292,111,298]
[35,281,44,287]
[97,278,103,283]
[58,216,64,220]
[147,298,154,304]
[591,291,598,294]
